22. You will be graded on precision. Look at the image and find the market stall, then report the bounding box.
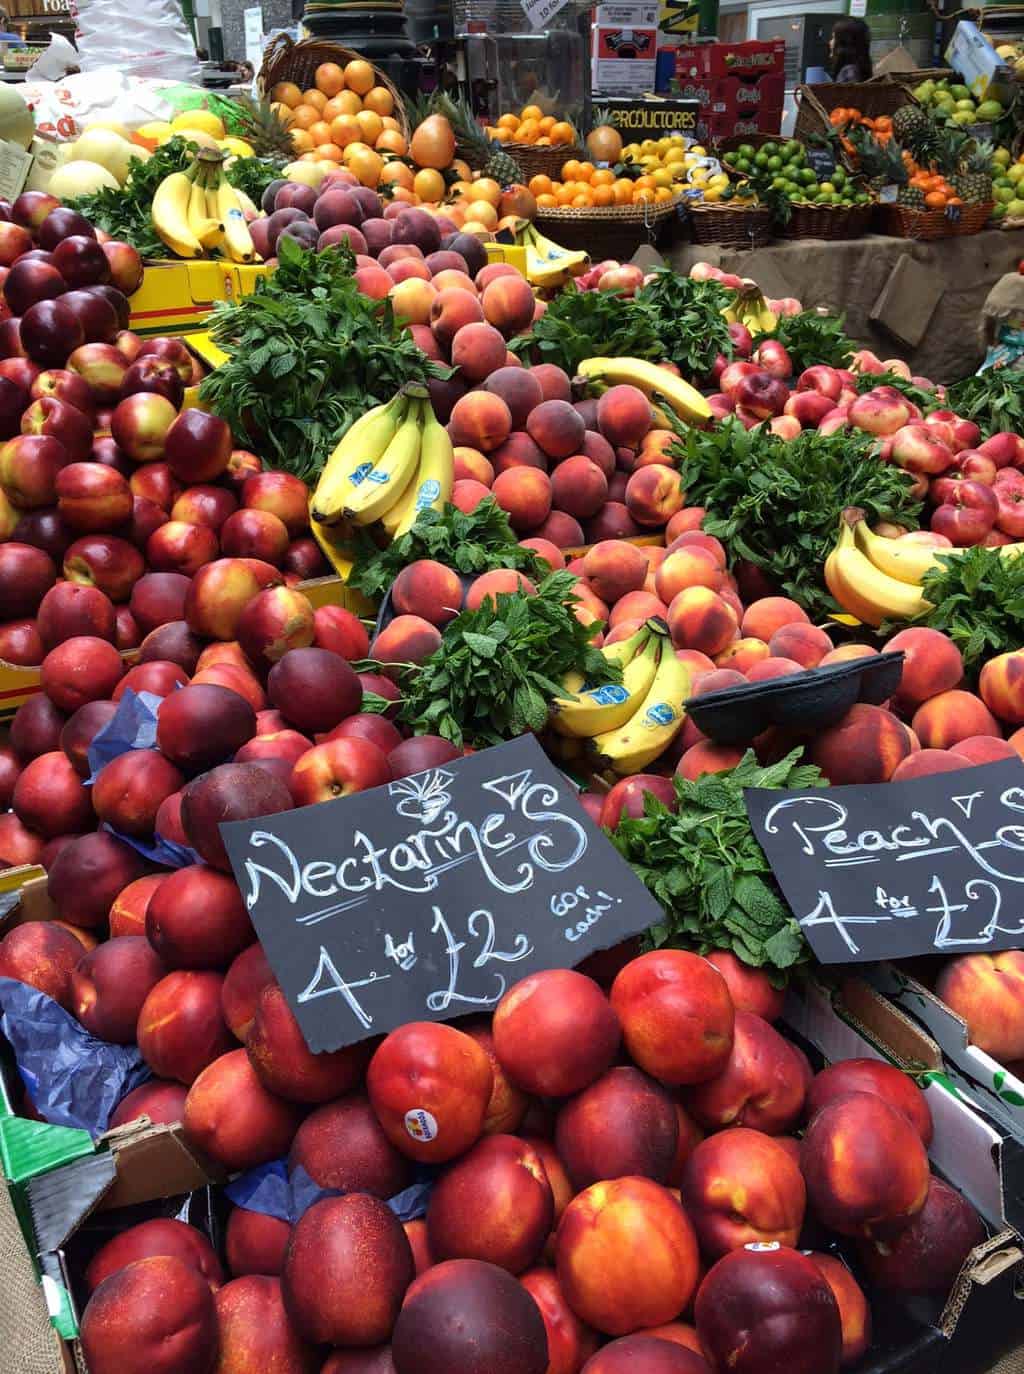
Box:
[0,20,1022,1374]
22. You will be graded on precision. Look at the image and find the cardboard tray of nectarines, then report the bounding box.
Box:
[685,651,906,745]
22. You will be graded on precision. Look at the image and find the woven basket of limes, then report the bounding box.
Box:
[720,136,874,241]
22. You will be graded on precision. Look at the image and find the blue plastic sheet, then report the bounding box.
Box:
[0,977,151,1138]
[226,1158,434,1224]
[86,688,200,869]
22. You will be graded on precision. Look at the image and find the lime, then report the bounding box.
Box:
[832,167,847,186]
[734,157,751,174]
[762,143,779,158]
[819,182,835,195]
[798,166,817,185]
[994,147,1012,166]
[767,155,783,172]
[738,143,755,159]
[783,139,802,161]
[754,151,769,168]
[771,175,788,189]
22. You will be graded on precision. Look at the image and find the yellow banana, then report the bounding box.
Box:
[552,631,659,738]
[187,176,222,251]
[521,224,588,288]
[825,513,932,628]
[311,393,407,526]
[386,401,454,539]
[152,171,202,258]
[576,356,711,427]
[592,636,692,775]
[217,177,255,264]
[343,399,423,525]
[854,519,957,586]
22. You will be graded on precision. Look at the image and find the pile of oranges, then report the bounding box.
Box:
[270,59,406,188]
[528,159,679,209]
[487,105,578,148]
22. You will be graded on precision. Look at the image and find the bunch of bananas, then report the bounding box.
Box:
[152,149,255,263]
[551,619,691,775]
[722,282,777,336]
[576,356,711,429]
[515,222,589,289]
[311,388,453,540]
[827,508,1024,627]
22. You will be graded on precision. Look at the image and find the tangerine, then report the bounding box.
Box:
[271,81,302,107]
[363,86,394,117]
[315,62,346,96]
[529,173,553,196]
[550,121,575,145]
[303,89,327,112]
[344,59,375,95]
[308,120,334,145]
[290,105,320,130]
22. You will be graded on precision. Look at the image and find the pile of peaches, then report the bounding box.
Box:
[0,898,988,1374]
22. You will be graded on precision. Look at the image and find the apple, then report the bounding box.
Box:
[31,368,94,416]
[120,356,185,408]
[110,393,178,463]
[21,396,92,462]
[734,371,789,419]
[289,737,392,806]
[164,409,232,483]
[170,484,237,530]
[56,463,133,532]
[101,241,144,295]
[0,434,68,508]
[5,260,65,317]
[995,482,1024,538]
[598,265,644,296]
[0,221,31,266]
[931,481,998,546]
[719,361,762,401]
[0,357,37,389]
[67,343,128,403]
[36,205,93,247]
[753,340,792,379]
[115,329,143,363]
[20,300,84,367]
[769,415,801,440]
[224,449,262,490]
[796,366,842,402]
[0,374,29,439]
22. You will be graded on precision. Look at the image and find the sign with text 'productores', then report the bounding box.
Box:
[745,758,1024,965]
[220,736,663,1054]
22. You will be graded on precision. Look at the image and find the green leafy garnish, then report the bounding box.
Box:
[633,271,735,382]
[396,570,620,748]
[855,369,937,412]
[67,137,196,258]
[511,288,663,376]
[950,369,1024,438]
[225,156,287,206]
[348,499,547,601]
[612,749,825,978]
[759,310,853,373]
[198,237,436,482]
[677,421,922,620]
[917,545,1024,674]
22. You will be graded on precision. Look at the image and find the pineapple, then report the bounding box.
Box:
[231,96,299,161]
[849,126,923,206]
[428,91,523,184]
[952,138,996,204]
[892,102,935,161]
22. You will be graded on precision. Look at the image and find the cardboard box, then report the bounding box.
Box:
[865,962,1024,1145]
[128,260,270,339]
[675,39,785,81]
[677,73,786,115]
[697,108,785,140]
[592,24,660,96]
[944,21,1013,102]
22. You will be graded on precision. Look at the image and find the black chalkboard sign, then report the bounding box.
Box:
[745,757,1024,965]
[220,736,663,1053]
[805,146,837,181]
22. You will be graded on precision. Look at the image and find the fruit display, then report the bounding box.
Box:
[486,103,581,151]
[268,57,407,172]
[909,76,1008,131]
[151,150,256,262]
[723,139,871,213]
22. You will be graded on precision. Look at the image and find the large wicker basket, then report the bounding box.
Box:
[780,200,874,241]
[688,203,773,249]
[535,196,681,259]
[502,142,583,183]
[877,199,994,240]
[258,34,409,139]
[793,79,919,146]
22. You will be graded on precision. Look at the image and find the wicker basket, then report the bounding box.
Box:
[877,199,995,240]
[502,142,583,183]
[535,196,681,259]
[779,200,874,241]
[258,34,409,139]
[688,203,773,249]
[882,67,954,89]
[793,79,918,146]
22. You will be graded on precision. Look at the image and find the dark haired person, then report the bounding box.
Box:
[829,17,873,83]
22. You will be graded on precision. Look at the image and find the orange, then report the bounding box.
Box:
[303,89,327,111]
[363,86,394,117]
[536,193,558,208]
[654,186,674,202]
[376,128,407,156]
[592,184,615,205]
[538,115,556,133]
[498,113,520,131]
[345,59,375,96]
[356,109,384,144]
[576,161,595,182]
[347,145,383,187]
[380,160,414,189]
[633,174,656,189]
[571,192,592,207]
[555,184,576,205]
[413,167,445,201]
[290,104,320,131]
[529,173,553,196]
[591,168,615,186]
[535,137,552,146]
[520,104,543,122]
[633,186,656,203]
[561,158,582,181]
[336,90,363,117]
[317,143,344,162]
[489,127,512,143]
[924,190,947,209]
[321,98,344,122]
[471,177,502,206]
[330,114,362,147]
[289,128,314,152]
[382,115,401,132]
[550,121,575,145]
[516,119,540,143]
[271,81,302,107]
[468,199,498,229]
[613,179,633,204]
[308,120,334,145]
[315,62,346,97]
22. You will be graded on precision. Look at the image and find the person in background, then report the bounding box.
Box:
[829,17,873,83]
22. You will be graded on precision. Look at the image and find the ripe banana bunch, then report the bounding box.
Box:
[577,356,711,428]
[152,150,254,264]
[311,390,453,538]
[722,283,777,336]
[551,621,690,774]
[825,510,932,628]
[518,223,589,289]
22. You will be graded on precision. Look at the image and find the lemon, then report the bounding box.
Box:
[640,139,659,155]
[665,148,686,164]
[651,168,673,188]
[623,142,640,158]
[708,172,729,189]
[136,120,174,145]
[171,109,225,139]
[219,136,255,158]
[690,144,706,157]
[703,187,722,202]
